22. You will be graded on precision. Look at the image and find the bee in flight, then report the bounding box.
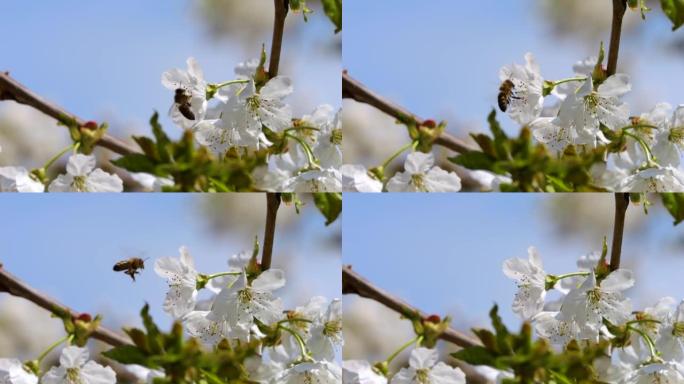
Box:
[497,79,521,112]
[113,257,148,282]
[174,88,195,120]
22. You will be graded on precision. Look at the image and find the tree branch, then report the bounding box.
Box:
[0,72,139,156]
[260,193,282,271]
[610,193,630,271]
[607,0,627,76]
[343,266,489,383]
[0,264,132,347]
[343,265,480,347]
[268,0,289,78]
[342,72,476,154]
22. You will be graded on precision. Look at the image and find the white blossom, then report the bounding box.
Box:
[162,57,208,130]
[0,359,37,384]
[154,246,199,318]
[343,360,387,384]
[308,299,342,361]
[498,53,544,125]
[42,346,116,384]
[0,167,44,192]
[503,247,547,319]
[386,152,461,192]
[47,154,123,192]
[390,348,465,384]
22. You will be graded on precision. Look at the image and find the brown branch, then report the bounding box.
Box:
[607,0,627,76]
[343,266,480,347]
[268,0,289,78]
[609,193,630,271]
[0,72,139,156]
[343,266,489,383]
[260,193,282,271]
[342,72,477,154]
[0,265,132,347]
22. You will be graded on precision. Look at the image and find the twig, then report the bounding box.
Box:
[342,72,476,154]
[610,193,630,271]
[342,265,480,347]
[261,193,282,271]
[607,0,627,76]
[268,0,289,78]
[343,266,489,383]
[0,265,132,347]
[0,72,139,156]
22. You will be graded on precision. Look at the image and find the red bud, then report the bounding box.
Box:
[423,119,437,128]
[83,121,98,130]
[76,313,92,322]
[425,314,441,323]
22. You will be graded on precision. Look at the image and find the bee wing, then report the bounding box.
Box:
[167,103,177,118]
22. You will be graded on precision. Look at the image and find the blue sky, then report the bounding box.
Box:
[0,0,339,141]
[343,193,684,332]
[0,194,340,335]
[344,0,684,136]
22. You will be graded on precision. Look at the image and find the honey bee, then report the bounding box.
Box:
[497,79,519,112]
[113,257,148,281]
[174,88,195,120]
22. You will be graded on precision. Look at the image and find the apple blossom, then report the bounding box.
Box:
[47,154,123,193]
[41,346,116,384]
[386,152,461,192]
[502,247,547,319]
[390,348,466,384]
[154,246,199,318]
[162,57,208,130]
[498,53,544,125]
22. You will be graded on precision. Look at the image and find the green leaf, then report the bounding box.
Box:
[661,0,684,30]
[320,0,342,33]
[449,152,496,172]
[313,192,342,225]
[102,345,149,365]
[451,346,497,366]
[662,193,684,225]
[111,154,157,174]
[149,112,172,163]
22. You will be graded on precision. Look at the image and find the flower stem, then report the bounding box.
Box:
[384,335,423,366]
[206,271,241,280]
[277,318,313,326]
[555,271,590,280]
[628,325,661,363]
[552,76,587,86]
[627,319,662,327]
[284,126,321,134]
[285,133,319,170]
[279,325,313,362]
[42,143,76,171]
[36,334,72,364]
[620,123,659,131]
[380,141,417,170]
[623,131,658,166]
[215,79,249,88]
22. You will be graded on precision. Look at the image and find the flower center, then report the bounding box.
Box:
[416,368,431,383]
[330,129,342,145]
[246,95,261,111]
[587,288,602,305]
[323,319,342,338]
[411,173,428,192]
[584,93,599,110]
[72,175,87,192]
[673,322,684,338]
[668,127,684,145]
[66,367,83,384]
[238,288,253,304]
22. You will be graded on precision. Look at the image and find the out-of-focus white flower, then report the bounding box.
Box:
[0,167,44,192]
[129,173,173,192]
[341,164,382,192]
[616,166,684,192]
[0,358,38,384]
[47,154,123,192]
[342,360,387,384]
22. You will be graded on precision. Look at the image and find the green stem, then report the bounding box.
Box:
[380,141,416,170]
[36,335,72,364]
[623,131,658,166]
[279,325,313,362]
[627,319,662,326]
[42,143,76,171]
[552,76,587,86]
[206,271,242,280]
[278,318,313,326]
[384,335,423,366]
[214,79,250,88]
[555,272,590,280]
[629,326,661,363]
[285,133,319,170]
[284,126,320,133]
[620,123,659,131]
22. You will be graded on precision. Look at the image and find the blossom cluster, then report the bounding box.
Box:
[503,246,684,383]
[499,52,684,192]
[153,246,342,383]
[162,57,342,192]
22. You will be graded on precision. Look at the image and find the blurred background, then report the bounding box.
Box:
[343,0,684,187]
[343,194,684,374]
[0,0,340,184]
[0,193,340,379]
